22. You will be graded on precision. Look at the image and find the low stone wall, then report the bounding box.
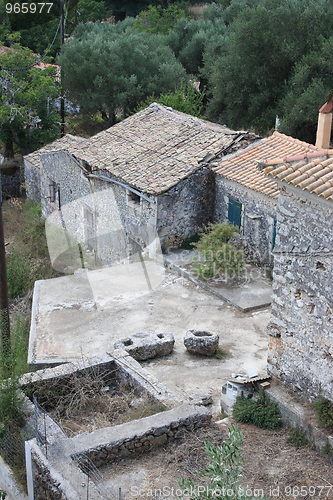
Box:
[267,384,333,459]
[70,404,212,468]
[19,352,199,499]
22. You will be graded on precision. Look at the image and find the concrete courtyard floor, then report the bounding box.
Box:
[29,259,271,415]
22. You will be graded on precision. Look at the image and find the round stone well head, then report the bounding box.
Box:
[184,329,219,356]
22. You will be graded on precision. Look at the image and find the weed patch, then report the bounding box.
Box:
[286,426,309,447]
[313,397,333,429]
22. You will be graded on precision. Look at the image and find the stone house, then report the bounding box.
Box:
[212,132,320,266]
[261,148,333,402]
[24,103,254,266]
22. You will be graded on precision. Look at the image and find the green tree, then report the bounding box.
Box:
[202,0,333,135]
[278,36,333,143]
[134,4,190,35]
[59,21,187,125]
[167,7,226,77]
[0,44,60,157]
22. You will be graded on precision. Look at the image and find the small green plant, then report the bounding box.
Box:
[179,424,266,499]
[192,222,244,279]
[314,397,333,429]
[219,409,228,420]
[233,390,282,430]
[321,442,333,458]
[6,250,31,298]
[215,346,227,359]
[286,426,309,447]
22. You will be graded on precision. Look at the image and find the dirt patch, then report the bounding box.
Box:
[98,421,333,500]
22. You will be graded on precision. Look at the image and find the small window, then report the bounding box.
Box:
[127,190,141,206]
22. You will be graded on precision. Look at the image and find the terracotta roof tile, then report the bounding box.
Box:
[263,152,333,201]
[213,131,319,198]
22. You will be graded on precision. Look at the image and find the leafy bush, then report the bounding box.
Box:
[233,390,282,430]
[313,397,333,429]
[135,83,206,118]
[6,250,30,299]
[192,222,244,279]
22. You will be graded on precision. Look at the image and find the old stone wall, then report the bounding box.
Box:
[215,177,277,266]
[24,159,41,202]
[156,166,215,249]
[39,151,158,267]
[0,164,22,198]
[20,354,209,500]
[267,188,333,402]
[71,404,211,469]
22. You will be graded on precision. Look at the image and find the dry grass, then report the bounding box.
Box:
[29,371,167,437]
[99,422,333,500]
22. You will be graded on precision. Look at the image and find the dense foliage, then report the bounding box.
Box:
[233,390,282,430]
[313,397,333,429]
[59,20,187,124]
[192,222,244,279]
[0,45,60,157]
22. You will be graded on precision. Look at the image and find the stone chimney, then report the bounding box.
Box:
[315,94,333,149]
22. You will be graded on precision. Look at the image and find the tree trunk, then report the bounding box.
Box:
[101,111,116,127]
[3,140,14,159]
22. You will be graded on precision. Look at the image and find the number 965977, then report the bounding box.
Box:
[6,3,53,14]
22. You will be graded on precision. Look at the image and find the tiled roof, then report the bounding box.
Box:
[212,131,319,199]
[67,103,248,195]
[262,150,333,201]
[24,134,86,169]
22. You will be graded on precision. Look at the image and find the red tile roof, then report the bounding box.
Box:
[262,149,333,201]
[212,131,319,199]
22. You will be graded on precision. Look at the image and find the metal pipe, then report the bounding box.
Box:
[68,155,156,203]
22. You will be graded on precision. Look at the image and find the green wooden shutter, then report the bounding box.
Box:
[228,198,242,227]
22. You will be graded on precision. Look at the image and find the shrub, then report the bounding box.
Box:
[192,222,244,279]
[286,426,309,447]
[313,397,333,429]
[233,390,282,430]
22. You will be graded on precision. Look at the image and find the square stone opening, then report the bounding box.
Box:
[22,358,166,438]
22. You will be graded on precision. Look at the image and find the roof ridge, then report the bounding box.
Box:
[272,131,318,149]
